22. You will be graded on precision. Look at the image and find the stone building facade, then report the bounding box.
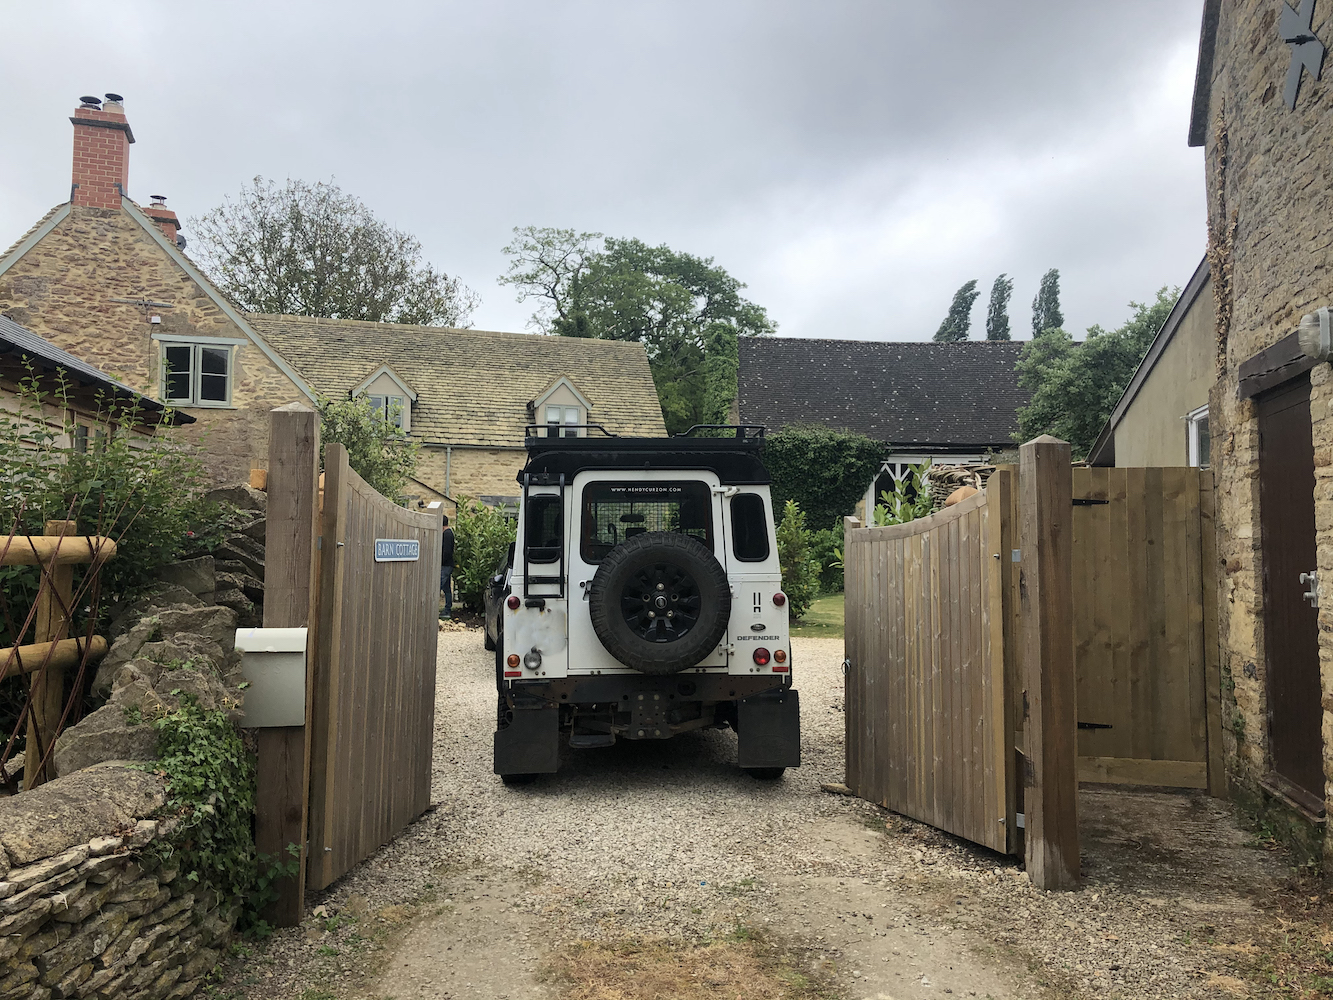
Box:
[1193,0,1333,856]
[0,96,314,485]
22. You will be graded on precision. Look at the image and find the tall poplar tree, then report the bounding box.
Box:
[933,279,980,342]
[1031,268,1064,336]
[985,274,1013,340]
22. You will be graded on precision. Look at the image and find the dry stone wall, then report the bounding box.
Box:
[0,763,236,1000]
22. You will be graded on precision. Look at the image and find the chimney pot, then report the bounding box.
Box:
[103,92,124,103]
[79,96,101,108]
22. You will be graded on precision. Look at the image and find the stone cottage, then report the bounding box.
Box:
[1192,0,1333,855]
[0,94,667,500]
[0,96,316,484]
[250,314,666,507]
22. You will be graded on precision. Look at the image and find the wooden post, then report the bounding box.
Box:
[1018,436,1079,890]
[25,520,77,788]
[255,402,320,926]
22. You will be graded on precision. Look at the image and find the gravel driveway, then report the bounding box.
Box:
[217,626,1301,1000]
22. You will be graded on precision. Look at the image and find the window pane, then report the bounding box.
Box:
[388,396,405,428]
[164,345,192,402]
[580,481,713,563]
[199,346,229,402]
[1197,415,1210,468]
[526,495,563,563]
[369,395,385,415]
[730,494,770,561]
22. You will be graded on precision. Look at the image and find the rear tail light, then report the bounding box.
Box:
[507,653,520,668]
[504,670,521,678]
[523,649,543,670]
[507,595,520,610]
[774,649,787,663]
[772,592,786,607]
[752,647,770,666]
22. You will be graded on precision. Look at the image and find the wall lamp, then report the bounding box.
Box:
[1298,307,1333,361]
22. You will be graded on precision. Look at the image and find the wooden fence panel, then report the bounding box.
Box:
[1071,467,1212,788]
[844,490,1010,853]
[307,444,441,891]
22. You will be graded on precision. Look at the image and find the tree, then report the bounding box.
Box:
[191,177,478,326]
[1016,287,1177,458]
[317,395,421,500]
[934,280,980,342]
[986,274,1014,340]
[499,228,775,433]
[1031,268,1064,336]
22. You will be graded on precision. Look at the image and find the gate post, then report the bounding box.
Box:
[255,401,321,926]
[1019,435,1080,889]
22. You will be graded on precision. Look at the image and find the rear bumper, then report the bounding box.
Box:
[503,672,791,706]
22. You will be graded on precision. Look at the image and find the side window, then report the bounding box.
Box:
[162,342,233,406]
[525,496,563,563]
[730,494,770,561]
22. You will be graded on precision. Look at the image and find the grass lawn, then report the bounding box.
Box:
[790,591,844,640]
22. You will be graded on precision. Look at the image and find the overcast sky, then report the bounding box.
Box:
[1,1,1207,342]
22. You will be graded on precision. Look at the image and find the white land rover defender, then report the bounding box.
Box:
[494,425,800,782]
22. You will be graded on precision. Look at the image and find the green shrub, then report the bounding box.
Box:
[0,369,221,640]
[871,462,934,526]
[453,498,517,611]
[763,426,886,531]
[317,394,421,502]
[776,500,819,621]
[809,527,844,594]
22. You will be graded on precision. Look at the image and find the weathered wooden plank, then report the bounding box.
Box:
[25,520,77,789]
[1019,436,1079,890]
[1077,756,1208,788]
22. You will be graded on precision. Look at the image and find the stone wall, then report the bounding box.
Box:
[417,445,526,511]
[1204,0,1333,854]
[0,763,235,1000]
[0,205,308,485]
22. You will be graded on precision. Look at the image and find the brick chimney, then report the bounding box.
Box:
[70,94,134,209]
[145,195,181,245]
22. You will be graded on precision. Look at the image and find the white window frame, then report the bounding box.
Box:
[1187,405,1210,469]
[160,340,234,407]
[545,404,582,438]
[366,394,407,429]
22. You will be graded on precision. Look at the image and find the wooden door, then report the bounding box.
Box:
[1258,375,1324,803]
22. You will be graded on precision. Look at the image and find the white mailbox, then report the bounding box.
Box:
[235,627,308,728]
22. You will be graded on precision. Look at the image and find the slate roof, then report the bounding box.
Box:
[249,315,667,447]
[738,337,1027,449]
[0,314,192,425]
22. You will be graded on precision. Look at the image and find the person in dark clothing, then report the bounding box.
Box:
[440,514,455,619]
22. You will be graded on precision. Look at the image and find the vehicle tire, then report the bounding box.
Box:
[588,531,731,675]
[745,767,786,780]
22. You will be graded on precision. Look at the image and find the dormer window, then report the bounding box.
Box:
[546,404,580,438]
[351,363,418,434]
[368,394,406,429]
[532,376,593,439]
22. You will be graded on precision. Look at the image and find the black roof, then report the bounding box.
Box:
[738,337,1026,450]
[0,315,193,426]
[521,430,770,485]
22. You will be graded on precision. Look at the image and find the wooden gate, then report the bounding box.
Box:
[1071,467,1222,793]
[844,483,1013,853]
[306,443,442,891]
[845,444,1223,878]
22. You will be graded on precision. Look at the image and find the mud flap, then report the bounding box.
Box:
[737,688,801,768]
[494,705,560,775]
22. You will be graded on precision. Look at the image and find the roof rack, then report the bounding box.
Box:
[672,424,765,440]
[523,423,619,445]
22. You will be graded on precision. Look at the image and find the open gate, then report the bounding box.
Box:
[844,440,1222,883]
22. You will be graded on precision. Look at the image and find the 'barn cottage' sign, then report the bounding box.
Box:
[374,538,421,562]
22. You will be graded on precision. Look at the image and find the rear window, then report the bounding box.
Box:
[730,494,770,561]
[581,481,712,563]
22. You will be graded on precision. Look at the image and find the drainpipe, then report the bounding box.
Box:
[445,445,452,499]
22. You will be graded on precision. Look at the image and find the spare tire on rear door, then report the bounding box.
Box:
[588,531,731,675]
